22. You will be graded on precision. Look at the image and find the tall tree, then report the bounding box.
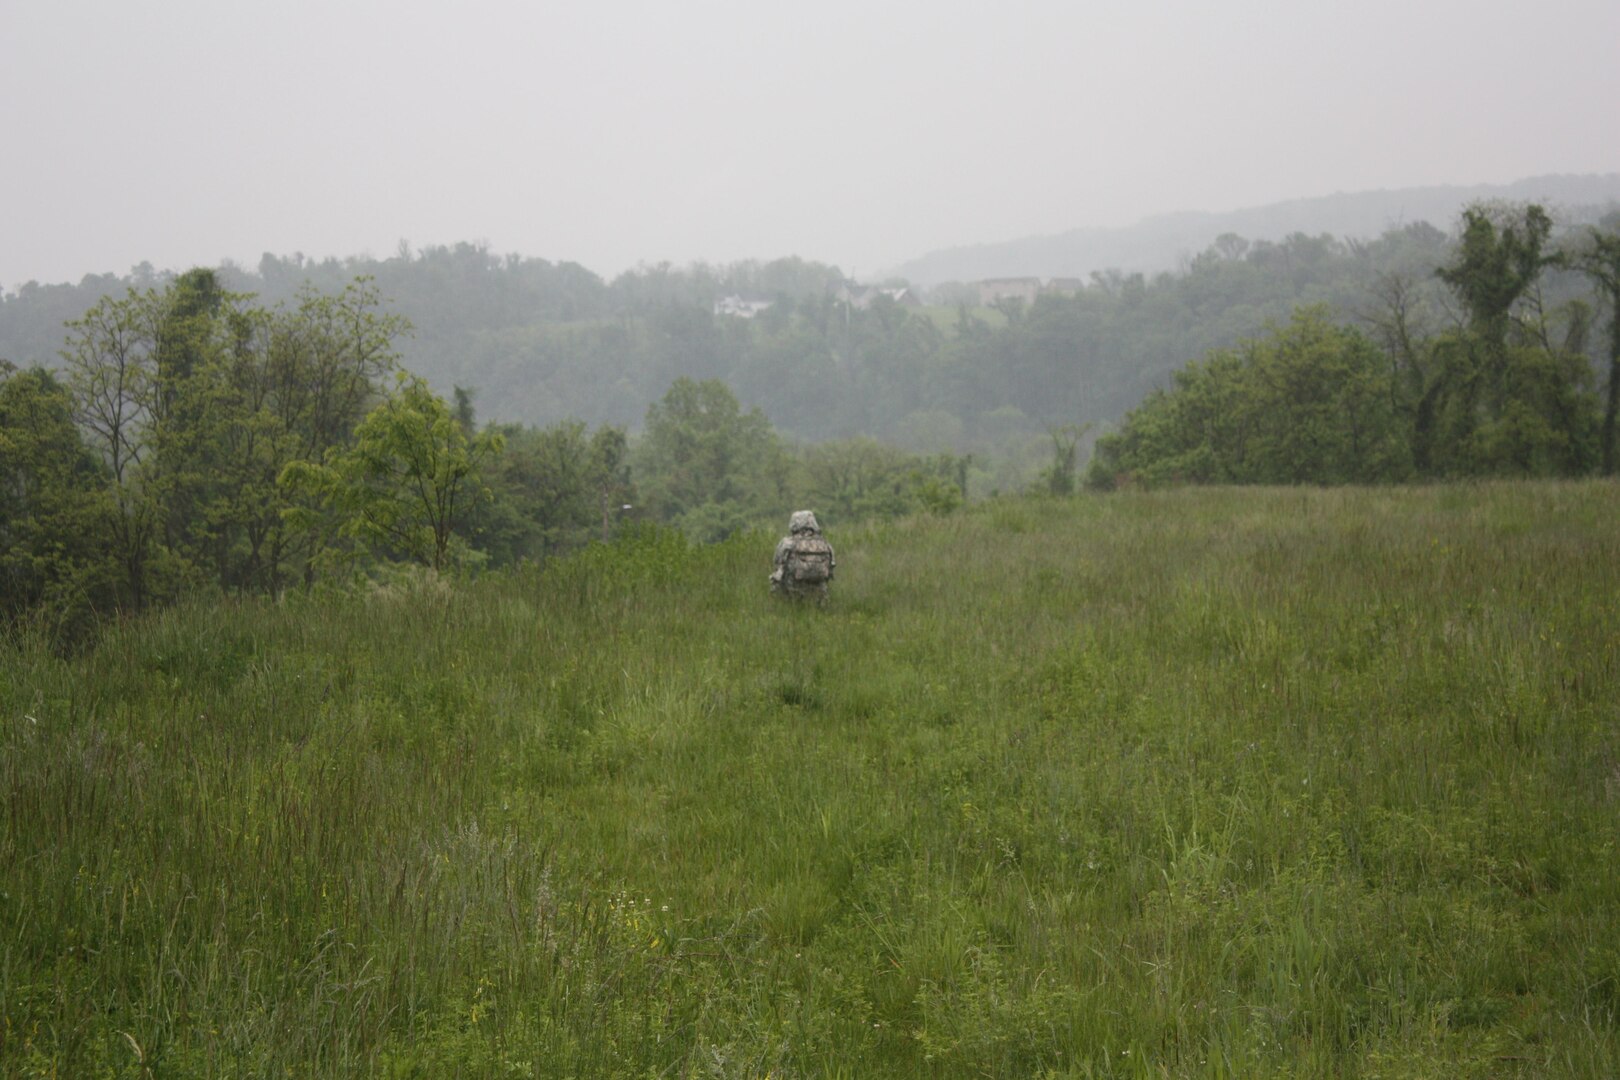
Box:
[1086,308,1407,487]
[59,274,409,598]
[467,420,633,561]
[262,279,407,585]
[0,364,112,632]
[1432,204,1556,468]
[281,374,502,572]
[60,288,166,607]
[145,268,249,584]
[635,377,788,541]
[1566,223,1620,473]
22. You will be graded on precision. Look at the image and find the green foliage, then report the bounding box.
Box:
[0,364,113,642]
[14,210,1619,494]
[12,202,1620,655]
[4,483,1620,1074]
[634,377,790,541]
[1422,204,1598,478]
[799,437,968,521]
[1437,204,1554,349]
[1089,205,1608,488]
[58,282,169,609]
[54,273,409,608]
[469,419,634,562]
[0,223,1490,484]
[1036,423,1090,495]
[1563,220,1620,473]
[282,373,503,572]
[1089,307,1410,487]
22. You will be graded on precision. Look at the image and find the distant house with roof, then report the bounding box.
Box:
[713,295,774,319]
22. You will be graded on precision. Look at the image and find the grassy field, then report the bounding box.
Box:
[3,482,1619,1077]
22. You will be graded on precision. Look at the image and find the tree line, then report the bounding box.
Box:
[1086,204,1620,487]
[0,270,967,644]
[7,205,1610,495]
[7,200,1620,641]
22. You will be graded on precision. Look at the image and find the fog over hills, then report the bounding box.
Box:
[890,174,1620,288]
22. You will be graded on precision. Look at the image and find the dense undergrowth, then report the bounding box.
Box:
[3,483,1619,1077]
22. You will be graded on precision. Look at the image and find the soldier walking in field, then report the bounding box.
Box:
[770,510,835,602]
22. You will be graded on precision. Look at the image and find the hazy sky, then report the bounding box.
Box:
[4,0,1618,289]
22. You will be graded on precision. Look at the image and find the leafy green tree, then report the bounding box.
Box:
[1437,205,1553,359]
[281,374,502,572]
[588,425,633,541]
[257,279,408,585]
[802,437,915,521]
[267,279,407,463]
[1085,348,1254,486]
[27,213,1620,498]
[1362,271,1445,472]
[800,437,967,521]
[468,419,633,562]
[142,269,258,587]
[1037,424,1091,495]
[60,287,169,608]
[58,273,407,596]
[1271,314,1407,481]
[1425,204,1604,476]
[634,378,788,541]
[0,364,113,637]
[1565,221,1620,473]
[1087,308,1408,487]
[452,385,477,435]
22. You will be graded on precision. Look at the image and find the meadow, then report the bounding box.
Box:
[2,482,1618,1077]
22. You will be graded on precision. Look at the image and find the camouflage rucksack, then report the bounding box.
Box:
[784,534,833,584]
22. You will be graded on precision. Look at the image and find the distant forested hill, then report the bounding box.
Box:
[1,184,1611,469]
[0,233,1436,443]
[891,174,1620,287]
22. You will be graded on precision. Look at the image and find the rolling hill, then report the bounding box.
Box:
[891,173,1620,287]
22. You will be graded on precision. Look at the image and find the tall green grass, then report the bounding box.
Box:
[3,483,1618,1076]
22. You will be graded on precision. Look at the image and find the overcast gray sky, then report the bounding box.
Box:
[3,0,1617,289]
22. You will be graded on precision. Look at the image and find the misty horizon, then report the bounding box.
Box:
[7,172,1619,294]
[4,0,1618,291]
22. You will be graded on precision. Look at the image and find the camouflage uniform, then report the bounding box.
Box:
[770,510,835,601]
